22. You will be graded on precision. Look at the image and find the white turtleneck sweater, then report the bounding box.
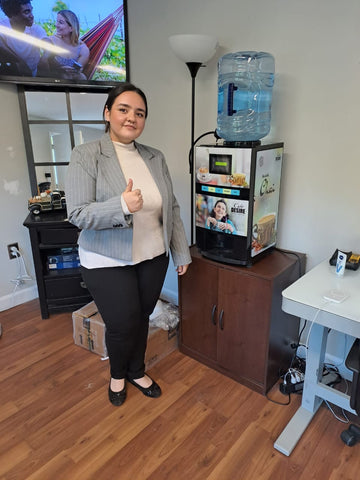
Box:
[79,141,165,268]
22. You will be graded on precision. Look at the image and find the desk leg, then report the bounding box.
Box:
[274,323,328,456]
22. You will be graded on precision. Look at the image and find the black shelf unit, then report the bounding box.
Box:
[24,211,92,319]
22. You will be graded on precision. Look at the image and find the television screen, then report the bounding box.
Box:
[0,0,129,88]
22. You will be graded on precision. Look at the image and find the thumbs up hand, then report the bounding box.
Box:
[123,178,143,213]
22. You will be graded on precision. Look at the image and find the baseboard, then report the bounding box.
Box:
[0,285,38,312]
[0,285,177,313]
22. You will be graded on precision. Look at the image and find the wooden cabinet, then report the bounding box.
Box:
[24,211,92,319]
[179,246,305,394]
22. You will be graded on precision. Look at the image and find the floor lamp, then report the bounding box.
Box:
[169,34,218,245]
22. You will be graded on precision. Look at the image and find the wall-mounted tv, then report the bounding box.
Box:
[0,0,129,89]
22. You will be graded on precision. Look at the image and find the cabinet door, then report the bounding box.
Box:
[217,269,271,384]
[179,256,218,361]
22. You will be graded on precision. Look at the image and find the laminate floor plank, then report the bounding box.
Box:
[0,301,359,480]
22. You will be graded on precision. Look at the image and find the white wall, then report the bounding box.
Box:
[0,84,37,310]
[1,0,359,365]
[128,0,360,270]
[127,0,360,366]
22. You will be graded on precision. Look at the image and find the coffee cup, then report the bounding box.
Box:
[198,166,209,181]
[253,213,276,247]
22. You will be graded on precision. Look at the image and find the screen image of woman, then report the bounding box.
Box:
[38,9,89,80]
[206,199,237,234]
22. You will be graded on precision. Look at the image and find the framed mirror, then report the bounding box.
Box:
[19,87,107,196]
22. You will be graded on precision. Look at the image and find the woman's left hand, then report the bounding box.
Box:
[176,264,190,276]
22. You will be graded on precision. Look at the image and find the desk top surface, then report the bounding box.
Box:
[23,211,70,227]
[282,260,360,333]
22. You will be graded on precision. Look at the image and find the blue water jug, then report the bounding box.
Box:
[217,51,275,143]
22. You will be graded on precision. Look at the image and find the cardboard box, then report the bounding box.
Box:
[72,301,107,357]
[145,325,178,370]
[72,301,178,368]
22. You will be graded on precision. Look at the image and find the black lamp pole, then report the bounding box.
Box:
[185,61,202,246]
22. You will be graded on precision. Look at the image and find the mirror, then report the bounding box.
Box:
[26,91,68,120]
[23,89,107,195]
[74,124,105,145]
[29,124,72,164]
[70,92,107,120]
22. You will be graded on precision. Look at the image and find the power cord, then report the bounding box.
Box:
[321,364,350,424]
[325,400,350,424]
[9,246,32,297]
[275,247,304,279]
[188,129,220,173]
[266,354,306,405]
[269,300,350,420]
[268,317,308,403]
[266,390,291,405]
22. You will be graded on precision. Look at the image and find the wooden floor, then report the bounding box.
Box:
[0,300,358,480]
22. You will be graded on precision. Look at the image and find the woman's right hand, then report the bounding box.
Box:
[123,178,143,213]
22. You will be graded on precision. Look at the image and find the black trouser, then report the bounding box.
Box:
[81,253,169,380]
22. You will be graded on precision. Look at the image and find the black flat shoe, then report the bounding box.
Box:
[127,376,162,398]
[108,381,126,406]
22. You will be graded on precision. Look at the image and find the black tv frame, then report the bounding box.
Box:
[0,0,129,90]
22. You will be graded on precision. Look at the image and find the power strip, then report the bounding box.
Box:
[279,368,341,395]
[279,381,304,395]
[279,367,305,395]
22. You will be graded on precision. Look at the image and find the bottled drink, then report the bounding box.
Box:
[217,51,275,143]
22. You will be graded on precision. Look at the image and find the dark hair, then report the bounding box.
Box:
[103,83,148,132]
[210,200,228,222]
[0,0,32,17]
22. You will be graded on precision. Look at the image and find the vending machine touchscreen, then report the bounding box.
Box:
[195,143,283,265]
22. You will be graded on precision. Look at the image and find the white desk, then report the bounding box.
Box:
[274,260,360,456]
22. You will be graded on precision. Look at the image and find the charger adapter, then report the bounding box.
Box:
[323,289,349,303]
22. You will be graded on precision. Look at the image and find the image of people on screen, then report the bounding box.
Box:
[0,0,47,76]
[206,199,237,235]
[37,10,89,80]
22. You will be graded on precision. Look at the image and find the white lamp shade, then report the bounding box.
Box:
[169,34,218,63]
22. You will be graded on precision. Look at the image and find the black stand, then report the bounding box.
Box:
[186,61,202,245]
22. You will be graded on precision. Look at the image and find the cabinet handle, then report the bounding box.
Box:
[80,281,87,289]
[211,305,217,325]
[219,310,224,330]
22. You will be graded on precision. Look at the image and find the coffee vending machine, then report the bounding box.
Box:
[195,142,283,266]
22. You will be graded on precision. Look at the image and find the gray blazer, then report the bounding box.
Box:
[65,133,191,267]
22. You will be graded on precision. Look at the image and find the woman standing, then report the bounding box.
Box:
[38,9,89,80]
[65,84,191,406]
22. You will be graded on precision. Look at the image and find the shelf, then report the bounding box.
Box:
[24,213,91,319]
[43,268,81,279]
[39,243,78,250]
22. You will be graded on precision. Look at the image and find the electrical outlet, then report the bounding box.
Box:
[7,243,19,260]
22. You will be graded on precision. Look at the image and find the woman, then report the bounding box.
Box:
[65,83,191,407]
[206,199,236,234]
[38,9,89,80]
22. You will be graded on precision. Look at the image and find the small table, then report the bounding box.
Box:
[24,212,92,319]
[274,260,360,456]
